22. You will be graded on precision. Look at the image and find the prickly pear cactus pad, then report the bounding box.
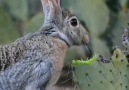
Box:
[72,48,129,90]
[72,54,99,67]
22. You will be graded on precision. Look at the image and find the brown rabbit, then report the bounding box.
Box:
[0,0,89,90]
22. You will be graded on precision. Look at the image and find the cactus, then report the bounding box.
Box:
[72,26,129,90]
[72,47,129,90]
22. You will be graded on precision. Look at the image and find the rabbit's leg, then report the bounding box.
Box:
[24,58,54,90]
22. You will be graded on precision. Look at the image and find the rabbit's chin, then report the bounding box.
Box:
[82,34,89,45]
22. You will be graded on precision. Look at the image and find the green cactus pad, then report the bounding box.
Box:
[72,48,129,90]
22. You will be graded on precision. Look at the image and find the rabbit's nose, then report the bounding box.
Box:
[82,33,89,44]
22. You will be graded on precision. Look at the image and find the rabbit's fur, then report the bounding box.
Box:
[0,0,89,90]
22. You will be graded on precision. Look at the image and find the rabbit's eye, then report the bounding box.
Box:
[70,18,78,26]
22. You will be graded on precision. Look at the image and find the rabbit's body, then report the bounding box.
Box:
[0,31,68,90]
[0,0,89,89]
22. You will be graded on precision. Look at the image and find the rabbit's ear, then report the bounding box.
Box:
[41,0,62,22]
[41,0,48,11]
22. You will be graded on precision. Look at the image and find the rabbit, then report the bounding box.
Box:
[0,0,89,90]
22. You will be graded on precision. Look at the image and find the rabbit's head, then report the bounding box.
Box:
[41,0,89,46]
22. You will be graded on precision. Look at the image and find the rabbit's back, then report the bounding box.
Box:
[0,33,55,71]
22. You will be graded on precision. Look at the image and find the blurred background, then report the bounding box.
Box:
[0,0,129,89]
